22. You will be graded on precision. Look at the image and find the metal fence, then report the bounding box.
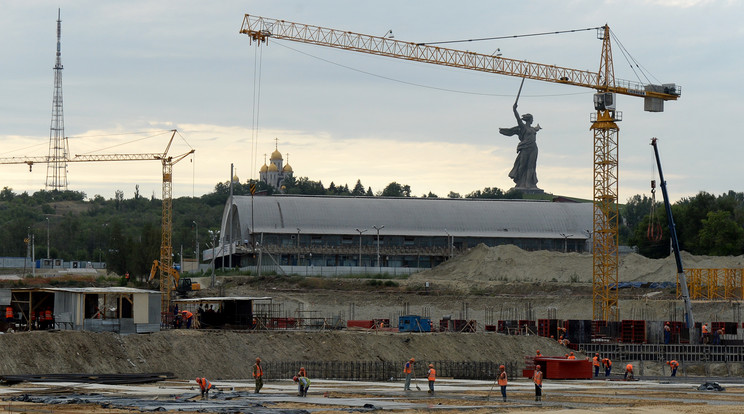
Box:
[261,360,519,381]
[579,343,744,363]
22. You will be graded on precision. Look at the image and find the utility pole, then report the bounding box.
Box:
[193,220,198,262]
[355,228,367,266]
[229,163,234,269]
[46,217,50,260]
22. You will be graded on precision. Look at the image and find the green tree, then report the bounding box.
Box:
[447,191,462,198]
[381,182,411,197]
[698,211,744,256]
[351,180,366,196]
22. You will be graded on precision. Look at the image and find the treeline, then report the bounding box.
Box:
[1,180,743,277]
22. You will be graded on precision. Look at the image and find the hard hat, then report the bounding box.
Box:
[256,357,261,362]
[293,376,298,382]
[536,364,541,369]
[410,358,415,362]
[536,350,540,353]
[195,377,199,382]
[429,364,434,368]
[570,351,574,355]
[499,365,505,369]
[596,353,599,356]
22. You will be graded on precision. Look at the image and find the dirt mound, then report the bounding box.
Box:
[0,330,564,380]
[412,244,744,287]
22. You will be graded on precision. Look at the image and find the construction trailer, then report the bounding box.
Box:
[1,287,160,334]
[172,296,272,329]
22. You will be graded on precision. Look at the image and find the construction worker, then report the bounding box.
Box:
[427,363,436,394]
[533,364,543,401]
[195,377,213,399]
[535,350,541,357]
[5,305,13,329]
[567,351,576,360]
[403,358,415,391]
[666,360,679,377]
[182,310,194,329]
[664,322,671,344]
[293,374,310,397]
[253,357,263,393]
[44,307,53,330]
[602,356,612,377]
[702,323,710,344]
[624,363,634,380]
[296,367,308,396]
[592,353,600,377]
[498,364,508,402]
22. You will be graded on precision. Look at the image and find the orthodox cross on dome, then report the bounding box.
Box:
[274,137,279,149]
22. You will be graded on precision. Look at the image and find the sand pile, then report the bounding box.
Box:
[412,244,744,285]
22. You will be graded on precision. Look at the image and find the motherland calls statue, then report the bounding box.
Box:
[499,80,542,191]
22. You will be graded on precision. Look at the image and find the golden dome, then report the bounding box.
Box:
[259,164,268,173]
[268,163,279,172]
[283,164,293,173]
[270,149,283,160]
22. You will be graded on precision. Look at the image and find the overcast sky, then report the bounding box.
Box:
[1,0,741,203]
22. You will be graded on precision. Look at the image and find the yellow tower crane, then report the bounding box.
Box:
[239,15,681,321]
[0,129,194,322]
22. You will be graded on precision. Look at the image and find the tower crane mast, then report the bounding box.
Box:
[240,15,682,321]
[0,130,194,322]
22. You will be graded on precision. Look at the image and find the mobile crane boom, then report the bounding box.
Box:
[651,137,694,328]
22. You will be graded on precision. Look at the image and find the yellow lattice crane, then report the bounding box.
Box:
[240,15,681,321]
[0,129,194,322]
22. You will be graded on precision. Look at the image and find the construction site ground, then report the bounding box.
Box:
[1,376,743,413]
[2,245,744,412]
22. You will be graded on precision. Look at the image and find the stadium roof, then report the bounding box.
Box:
[221,195,592,240]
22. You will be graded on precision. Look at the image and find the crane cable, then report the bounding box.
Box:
[416,26,602,46]
[250,43,264,182]
[647,154,663,242]
[273,41,588,98]
[609,29,662,88]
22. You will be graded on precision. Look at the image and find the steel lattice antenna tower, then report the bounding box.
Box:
[46,8,69,191]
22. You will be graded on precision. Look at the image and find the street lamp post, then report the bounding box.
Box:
[296,228,301,266]
[355,228,368,266]
[193,221,198,262]
[372,225,384,271]
[560,233,573,253]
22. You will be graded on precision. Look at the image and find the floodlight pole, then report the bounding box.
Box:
[355,228,368,266]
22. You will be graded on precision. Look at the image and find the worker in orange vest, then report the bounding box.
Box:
[403,358,415,391]
[567,351,576,360]
[5,306,13,328]
[666,360,679,377]
[497,364,508,402]
[195,377,213,399]
[592,353,600,377]
[44,307,53,330]
[427,363,436,394]
[702,323,710,344]
[624,363,634,380]
[533,364,543,401]
[535,349,541,357]
[253,357,263,393]
[182,310,194,329]
[602,357,612,376]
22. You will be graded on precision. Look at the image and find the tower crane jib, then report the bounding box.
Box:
[240,14,682,322]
